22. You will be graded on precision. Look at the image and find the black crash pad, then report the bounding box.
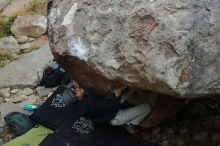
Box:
[31,86,155,146]
[40,117,140,146]
[30,86,77,129]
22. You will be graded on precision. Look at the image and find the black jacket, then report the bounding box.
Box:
[73,91,121,124]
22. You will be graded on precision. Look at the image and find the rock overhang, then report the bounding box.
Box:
[47,0,220,98]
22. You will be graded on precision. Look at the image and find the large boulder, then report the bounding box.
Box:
[48,0,220,98]
[0,36,20,55]
[11,15,47,37]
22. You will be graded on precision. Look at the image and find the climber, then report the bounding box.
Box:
[62,81,151,134]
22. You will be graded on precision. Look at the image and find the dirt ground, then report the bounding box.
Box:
[139,97,220,146]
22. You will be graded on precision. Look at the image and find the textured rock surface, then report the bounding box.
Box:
[0,43,52,88]
[11,15,47,37]
[0,0,10,13]
[35,86,56,97]
[0,0,33,17]
[0,36,20,55]
[0,88,10,98]
[15,36,29,44]
[19,35,48,52]
[48,0,220,98]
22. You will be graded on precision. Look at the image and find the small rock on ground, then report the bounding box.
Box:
[0,88,10,98]
[21,88,33,96]
[35,86,56,97]
[10,88,19,94]
[15,36,29,44]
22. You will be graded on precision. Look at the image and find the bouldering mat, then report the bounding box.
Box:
[4,125,53,146]
[40,116,140,146]
[30,86,77,129]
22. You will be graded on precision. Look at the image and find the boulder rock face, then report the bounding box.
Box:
[11,15,47,37]
[48,0,220,98]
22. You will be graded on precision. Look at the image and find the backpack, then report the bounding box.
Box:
[40,66,71,88]
[4,112,33,136]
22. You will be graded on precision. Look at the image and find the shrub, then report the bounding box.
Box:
[0,16,16,38]
[0,54,11,67]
